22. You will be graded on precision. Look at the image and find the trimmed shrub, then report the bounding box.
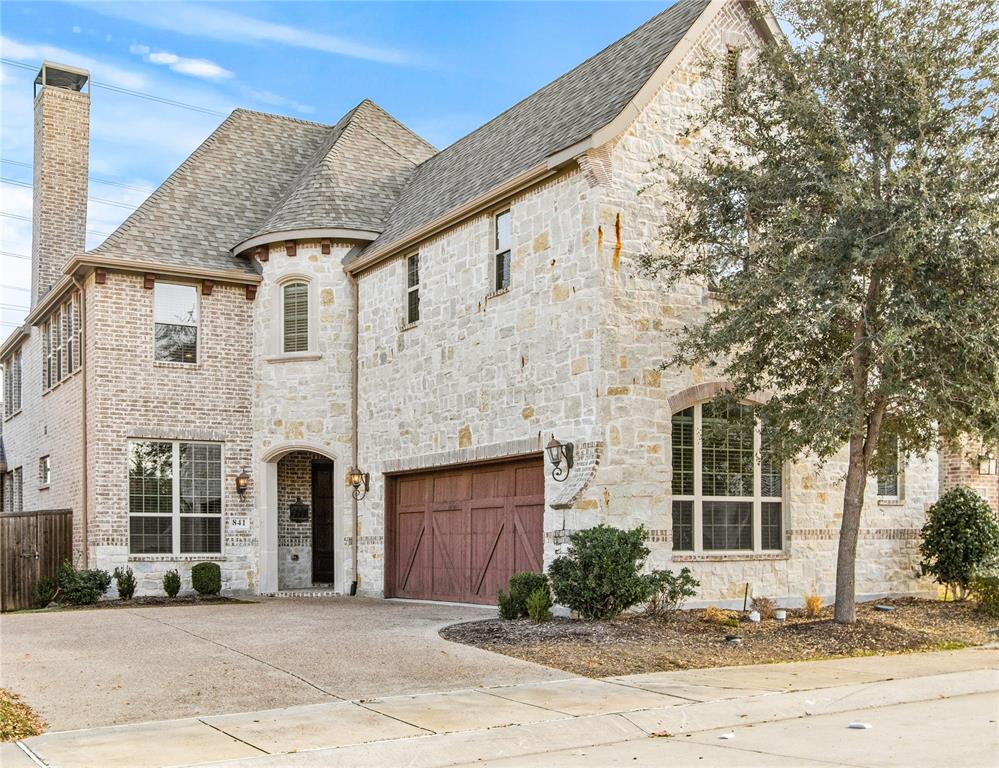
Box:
[35,575,58,608]
[971,575,999,618]
[163,569,181,598]
[645,568,700,616]
[920,486,999,598]
[548,525,657,620]
[497,589,519,620]
[497,572,549,620]
[526,587,553,623]
[191,562,221,596]
[750,596,776,620]
[113,566,137,600]
[57,561,111,605]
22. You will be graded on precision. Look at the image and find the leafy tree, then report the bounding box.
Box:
[920,486,999,597]
[643,0,999,622]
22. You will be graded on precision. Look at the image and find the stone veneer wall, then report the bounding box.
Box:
[87,271,256,595]
[251,239,353,591]
[355,169,604,594]
[585,0,938,603]
[276,450,315,589]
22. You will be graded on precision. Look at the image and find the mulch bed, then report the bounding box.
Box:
[440,598,998,678]
[0,689,45,742]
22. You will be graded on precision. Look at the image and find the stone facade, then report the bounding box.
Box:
[2,0,959,605]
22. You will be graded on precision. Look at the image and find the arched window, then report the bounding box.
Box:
[282,282,309,353]
[671,401,783,553]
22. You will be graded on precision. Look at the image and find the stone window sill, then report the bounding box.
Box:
[3,409,23,423]
[401,321,419,332]
[42,368,81,396]
[154,360,201,370]
[129,554,225,562]
[672,552,791,563]
[877,498,905,507]
[264,351,322,363]
[486,287,511,302]
[39,484,50,491]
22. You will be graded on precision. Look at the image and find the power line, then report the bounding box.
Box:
[0,177,138,210]
[0,210,110,237]
[1,159,153,194]
[0,303,29,311]
[0,284,30,291]
[0,251,31,261]
[0,58,228,117]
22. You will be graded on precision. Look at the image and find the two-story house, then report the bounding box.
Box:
[4,0,991,605]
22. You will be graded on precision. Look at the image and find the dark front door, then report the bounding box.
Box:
[311,462,336,584]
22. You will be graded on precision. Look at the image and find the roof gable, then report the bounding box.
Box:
[355,0,710,262]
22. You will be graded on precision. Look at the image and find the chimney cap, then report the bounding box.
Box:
[34,61,90,94]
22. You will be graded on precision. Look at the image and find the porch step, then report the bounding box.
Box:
[272,588,340,598]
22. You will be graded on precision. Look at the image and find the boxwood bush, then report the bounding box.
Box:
[57,561,111,605]
[920,485,999,598]
[548,525,658,620]
[191,562,221,596]
[497,571,549,620]
[163,569,181,598]
[113,566,137,600]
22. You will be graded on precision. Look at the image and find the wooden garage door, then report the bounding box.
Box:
[386,457,544,605]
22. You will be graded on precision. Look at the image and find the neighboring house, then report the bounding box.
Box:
[2,0,989,604]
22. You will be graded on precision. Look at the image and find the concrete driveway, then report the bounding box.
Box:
[0,597,566,731]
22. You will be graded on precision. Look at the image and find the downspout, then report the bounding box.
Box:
[349,270,359,596]
[73,275,88,568]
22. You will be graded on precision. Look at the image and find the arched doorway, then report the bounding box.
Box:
[258,442,343,594]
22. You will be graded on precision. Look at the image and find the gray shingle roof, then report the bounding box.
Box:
[91,110,333,274]
[89,0,708,274]
[352,0,709,262]
[246,100,436,243]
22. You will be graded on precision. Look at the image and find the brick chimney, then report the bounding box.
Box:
[31,61,90,307]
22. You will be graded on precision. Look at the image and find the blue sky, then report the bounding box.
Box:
[0,0,674,332]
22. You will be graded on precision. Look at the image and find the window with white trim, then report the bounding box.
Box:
[154,283,198,363]
[671,401,783,552]
[406,254,420,324]
[493,210,511,291]
[39,456,50,487]
[42,293,82,391]
[3,347,21,416]
[282,281,309,352]
[128,440,223,555]
[5,467,24,513]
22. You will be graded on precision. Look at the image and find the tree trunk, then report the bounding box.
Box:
[834,433,870,624]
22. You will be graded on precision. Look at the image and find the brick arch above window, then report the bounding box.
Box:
[668,381,770,415]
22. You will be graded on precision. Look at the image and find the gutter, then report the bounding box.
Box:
[349,270,360,596]
[232,227,379,257]
[66,254,263,286]
[73,275,89,568]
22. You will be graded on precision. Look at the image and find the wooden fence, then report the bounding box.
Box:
[0,509,73,612]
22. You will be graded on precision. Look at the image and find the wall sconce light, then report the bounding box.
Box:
[979,449,998,476]
[347,466,370,500]
[546,436,574,482]
[289,496,309,522]
[235,468,250,498]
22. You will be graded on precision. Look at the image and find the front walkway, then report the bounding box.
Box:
[6,648,997,767]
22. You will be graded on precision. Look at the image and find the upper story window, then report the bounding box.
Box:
[671,401,783,553]
[3,347,21,417]
[282,282,309,352]
[128,440,223,555]
[3,467,23,513]
[39,456,51,487]
[44,292,83,390]
[493,210,511,292]
[723,46,740,109]
[406,254,420,325]
[154,283,198,363]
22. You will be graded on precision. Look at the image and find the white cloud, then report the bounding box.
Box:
[236,85,315,116]
[133,47,233,80]
[79,2,418,66]
[0,34,147,89]
[71,25,82,34]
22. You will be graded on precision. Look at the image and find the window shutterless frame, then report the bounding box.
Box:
[406,253,420,324]
[671,402,785,554]
[492,210,512,292]
[153,282,199,364]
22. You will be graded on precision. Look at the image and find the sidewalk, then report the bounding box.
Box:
[6,648,998,768]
